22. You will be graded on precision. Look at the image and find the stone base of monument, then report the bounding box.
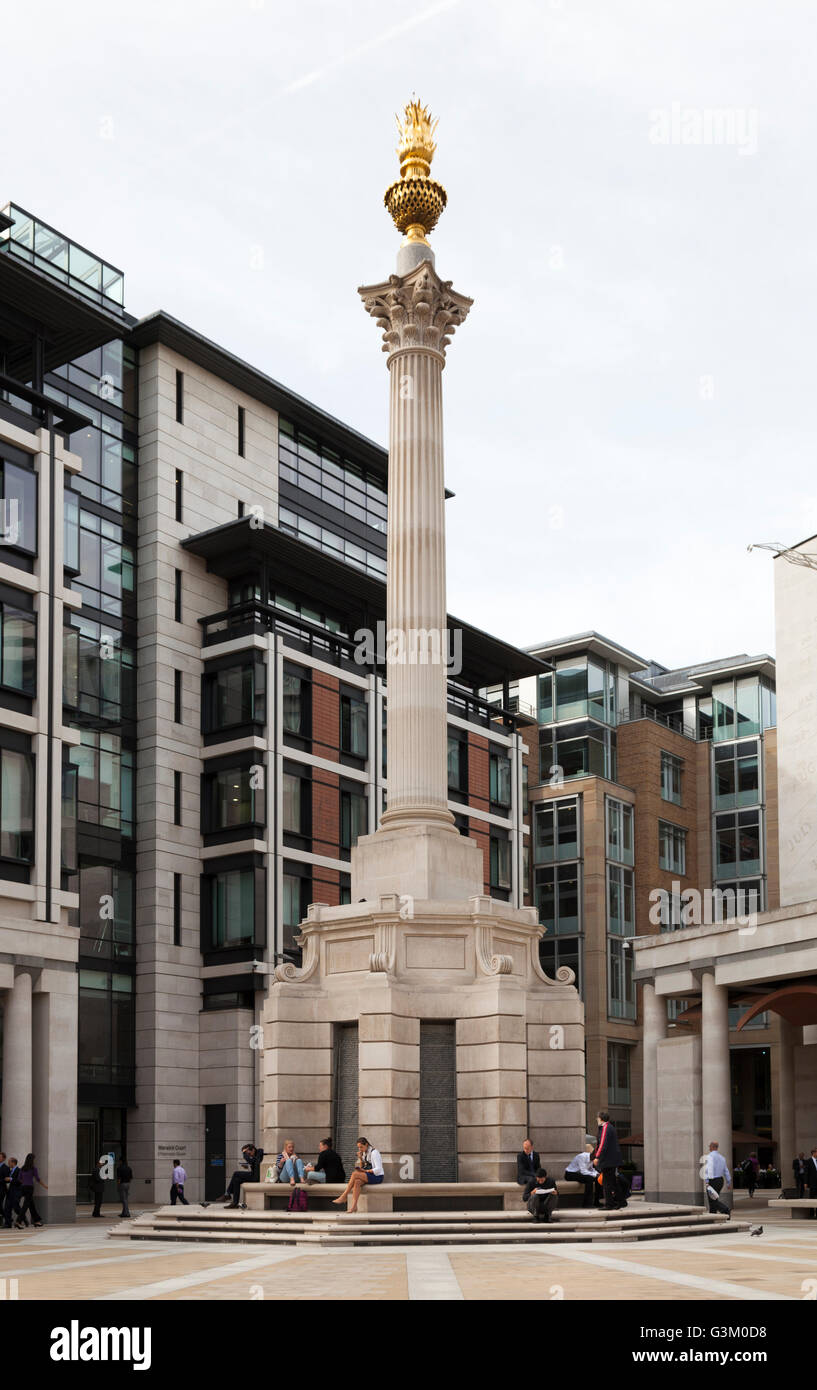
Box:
[110,1200,747,1246]
[262,894,586,1182]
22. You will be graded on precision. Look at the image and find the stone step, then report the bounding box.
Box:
[109,1209,745,1247]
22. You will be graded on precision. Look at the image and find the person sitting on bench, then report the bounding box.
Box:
[332,1138,384,1213]
[564,1143,597,1207]
[523,1168,558,1223]
[304,1138,346,1184]
[223,1143,265,1208]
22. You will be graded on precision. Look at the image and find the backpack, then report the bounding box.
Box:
[287,1188,308,1213]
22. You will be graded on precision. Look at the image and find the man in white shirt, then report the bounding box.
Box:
[332,1137,385,1213]
[564,1143,598,1207]
[704,1141,731,1214]
[171,1161,189,1206]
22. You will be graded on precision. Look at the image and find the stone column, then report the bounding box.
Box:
[775,1018,797,1175]
[643,981,667,1199]
[1,972,33,1158]
[32,973,78,1223]
[361,262,470,828]
[353,261,484,902]
[701,972,732,1183]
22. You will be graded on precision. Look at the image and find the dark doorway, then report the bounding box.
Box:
[204,1104,226,1200]
[419,1021,457,1181]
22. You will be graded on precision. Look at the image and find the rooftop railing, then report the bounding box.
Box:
[0,203,125,311]
[200,600,521,733]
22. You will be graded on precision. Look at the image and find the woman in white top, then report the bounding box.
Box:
[332,1138,385,1212]
[564,1143,598,1207]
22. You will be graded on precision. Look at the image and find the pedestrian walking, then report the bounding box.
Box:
[170,1160,189,1205]
[18,1154,46,1227]
[704,1141,731,1216]
[593,1112,624,1210]
[90,1157,106,1218]
[116,1156,133,1217]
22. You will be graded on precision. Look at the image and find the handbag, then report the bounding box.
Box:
[287,1187,308,1213]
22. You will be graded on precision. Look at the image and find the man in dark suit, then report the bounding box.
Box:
[593,1111,624,1210]
[808,1148,817,1208]
[224,1142,265,1208]
[793,1152,808,1199]
[522,1168,558,1223]
[516,1138,540,1186]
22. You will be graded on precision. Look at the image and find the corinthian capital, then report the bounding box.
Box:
[358,261,472,360]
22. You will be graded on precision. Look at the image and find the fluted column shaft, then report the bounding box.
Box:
[381,345,450,824]
[359,259,472,831]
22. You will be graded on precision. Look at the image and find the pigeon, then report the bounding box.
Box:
[749,1225,763,1237]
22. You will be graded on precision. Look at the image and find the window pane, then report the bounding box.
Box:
[3,462,38,554]
[0,750,34,860]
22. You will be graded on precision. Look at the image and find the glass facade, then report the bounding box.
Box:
[539,720,616,782]
[711,676,776,742]
[714,809,762,878]
[713,739,760,810]
[538,656,616,725]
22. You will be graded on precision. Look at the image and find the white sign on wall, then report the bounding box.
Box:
[156,1142,190,1164]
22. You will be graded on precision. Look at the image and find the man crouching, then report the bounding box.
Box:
[522,1167,558,1223]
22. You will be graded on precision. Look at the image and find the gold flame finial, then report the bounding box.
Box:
[384,97,447,246]
[396,98,438,180]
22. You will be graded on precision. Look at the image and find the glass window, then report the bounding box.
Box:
[607,864,635,935]
[606,797,634,865]
[659,820,686,874]
[608,937,635,1020]
[204,660,265,733]
[715,810,761,878]
[447,734,468,793]
[535,862,580,934]
[712,879,763,921]
[534,798,579,863]
[537,673,553,724]
[660,751,683,805]
[70,730,134,838]
[489,750,511,807]
[539,936,582,996]
[0,603,35,693]
[282,871,309,959]
[340,787,367,850]
[340,692,368,756]
[78,971,134,1086]
[203,765,263,833]
[0,748,34,861]
[555,660,587,721]
[64,487,80,570]
[206,867,258,949]
[490,835,511,891]
[282,770,310,838]
[1,460,38,555]
[714,740,760,810]
[283,669,311,738]
[607,1041,631,1105]
[77,864,134,959]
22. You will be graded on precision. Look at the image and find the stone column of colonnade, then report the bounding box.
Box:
[1,971,33,1159]
[775,1017,797,1176]
[642,981,667,1199]
[701,971,733,1188]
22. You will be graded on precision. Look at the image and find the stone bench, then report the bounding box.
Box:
[768,1198,817,1220]
[241,1179,588,1213]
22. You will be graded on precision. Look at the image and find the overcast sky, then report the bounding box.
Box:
[6,0,817,668]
